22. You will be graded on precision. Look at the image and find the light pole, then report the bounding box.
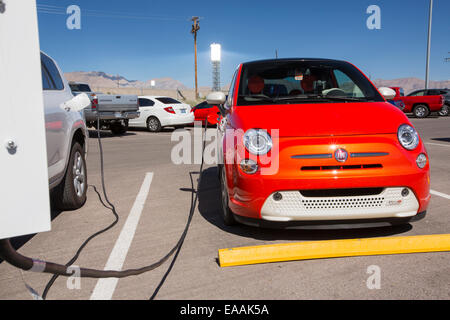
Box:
[210,43,221,92]
[425,0,433,89]
[191,17,200,99]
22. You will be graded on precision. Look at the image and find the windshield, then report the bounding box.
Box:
[69,83,92,92]
[237,60,384,105]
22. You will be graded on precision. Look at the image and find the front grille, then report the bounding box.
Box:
[300,188,384,197]
[301,164,382,171]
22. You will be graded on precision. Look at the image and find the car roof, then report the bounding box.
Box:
[242,58,347,65]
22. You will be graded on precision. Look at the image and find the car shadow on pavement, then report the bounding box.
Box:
[196,167,413,242]
[431,137,450,143]
[88,130,136,139]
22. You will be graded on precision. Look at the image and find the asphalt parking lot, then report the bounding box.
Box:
[0,116,449,300]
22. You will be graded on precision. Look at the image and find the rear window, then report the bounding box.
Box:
[156,97,181,104]
[138,98,155,107]
[69,83,92,92]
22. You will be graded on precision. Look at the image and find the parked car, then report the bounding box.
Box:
[128,96,194,132]
[390,86,445,118]
[387,99,405,111]
[407,88,449,116]
[192,101,221,125]
[41,52,90,210]
[69,82,140,135]
[211,58,430,228]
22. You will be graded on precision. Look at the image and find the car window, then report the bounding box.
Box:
[41,53,64,90]
[69,83,92,92]
[237,60,383,105]
[41,63,52,90]
[226,68,239,107]
[138,98,155,107]
[399,88,405,96]
[195,101,211,109]
[409,90,425,97]
[156,97,181,104]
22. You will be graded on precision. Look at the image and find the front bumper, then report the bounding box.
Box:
[225,134,431,223]
[260,187,418,221]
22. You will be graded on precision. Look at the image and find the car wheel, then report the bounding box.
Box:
[220,165,236,226]
[438,104,449,117]
[53,142,87,210]
[110,120,128,135]
[413,104,430,118]
[147,116,162,132]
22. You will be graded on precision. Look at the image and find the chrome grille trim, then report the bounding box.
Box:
[350,152,389,158]
[291,154,332,159]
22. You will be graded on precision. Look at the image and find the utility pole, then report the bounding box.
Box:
[191,17,200,100]
[425,0,433,89]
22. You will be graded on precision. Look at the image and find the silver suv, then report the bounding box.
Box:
[41,52,89,210]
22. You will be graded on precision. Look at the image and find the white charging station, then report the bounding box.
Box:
[0,0,51,239]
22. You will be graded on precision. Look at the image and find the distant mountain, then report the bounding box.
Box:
[65,72,449,95]
[64,71,188,90]
[372,78,450,94]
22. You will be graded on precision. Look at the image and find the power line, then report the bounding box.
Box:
[36,5,187,21]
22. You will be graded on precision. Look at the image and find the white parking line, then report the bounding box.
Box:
[90,172,154,300]
[430,189,450,200]
[426,142,450,148]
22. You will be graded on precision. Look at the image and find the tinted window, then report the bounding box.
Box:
[69,83,92,92]
[156,97,181,104]
[408,90,425,97]
[194,101,211,109]
[237,60,383,106]
[138,98,155,107]
[41,53,64,90]
[41,63,52,90]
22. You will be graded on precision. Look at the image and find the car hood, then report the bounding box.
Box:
[230,102,409,137]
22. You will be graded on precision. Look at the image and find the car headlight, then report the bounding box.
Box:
[243,129,272,155]
[398,124,419,150]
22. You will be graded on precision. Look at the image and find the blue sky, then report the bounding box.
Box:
[36,0,450,88]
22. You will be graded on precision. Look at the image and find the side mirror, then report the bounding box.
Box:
[61,93,91,112]
[378,87,396,100]
[206,91,226,105]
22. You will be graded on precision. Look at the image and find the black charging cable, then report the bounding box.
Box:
[0,115,207,296]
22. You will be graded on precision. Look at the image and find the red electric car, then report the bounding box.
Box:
[208,58,430,228]
[192,101,220,125]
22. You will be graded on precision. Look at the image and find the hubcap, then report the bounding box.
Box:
[416,107,426,117]
[148,118,158,131]
[439,106,449,116]
[73,151,85,197]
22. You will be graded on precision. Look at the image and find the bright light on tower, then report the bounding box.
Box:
[211,43,221,62]
[210,43,221,91]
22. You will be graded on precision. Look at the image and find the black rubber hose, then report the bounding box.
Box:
[0,118,206,283]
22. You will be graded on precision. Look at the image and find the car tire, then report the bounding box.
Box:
[110,120,128,135]
[438,104,449,117]
[53,142,87,210]
[220,165,236,226]
[147,116,162,132]
[413,104,430,118]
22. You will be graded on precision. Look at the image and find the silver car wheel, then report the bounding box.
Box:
[72,151,86,197]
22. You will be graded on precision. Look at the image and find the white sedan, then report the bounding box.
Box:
[129,96,194,132]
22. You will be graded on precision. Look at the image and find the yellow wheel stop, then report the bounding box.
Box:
[218,234,450,267]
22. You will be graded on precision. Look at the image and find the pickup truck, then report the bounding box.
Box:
[390,86,445,118]
[69,82,139,134]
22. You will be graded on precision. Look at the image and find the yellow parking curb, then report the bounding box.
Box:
[218,234,450,267]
